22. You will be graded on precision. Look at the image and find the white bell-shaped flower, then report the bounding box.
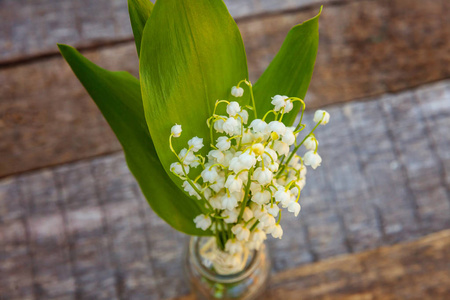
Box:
[238,151,257,170]
[271,95,288,112]
[222,193,239,210]
[252,190,271,205]
[267,162,279,173]
[288,201,301,217]
[273,140,289,156]
[227,101,241,117]
[251,203,267,220]
[274,190,292,208]
[304,150,322,169]
[282,128,296,145]
[182,181,201,200]
[209,193,224,210]
[214,118,225,133]
[171,124,182,137]
[188,137,204,152]
[223,117,241,135]
[247,229,266,250]
[313,110,330,125]
[208,149,225,163]
[170,162,188,176]
[253,167,273,185]
[231,224,250,241]
[260,213,276,228]
[249,119,268,133]
[216,136,231,151]
[284,100,294,113]
[242,207,253,222]
[194,214,211,231]
[225,239,243,254]
[210,175,225,193]
[268,224,283,239]
[223,208,239,223]
[241,129,254,144]
[263,148,278,165]
[231,86,244,97]
[266,202,280,217]
[179,148,197,165]
[250,182,262,195]
[225,175,243,193]
[201,166,219,183]
[268,121,286,136]
[238,110,249,124]
[304,135,317,151]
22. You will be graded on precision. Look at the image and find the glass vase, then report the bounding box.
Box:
[184,236,271,300]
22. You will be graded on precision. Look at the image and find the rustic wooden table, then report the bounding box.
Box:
[1,0,449,299]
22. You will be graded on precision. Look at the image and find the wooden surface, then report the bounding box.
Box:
[174,229,450,300]
[1,0,450,299]
[1,0,450,177]
[1,81,449,299]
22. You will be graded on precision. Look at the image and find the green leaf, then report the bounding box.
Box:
[58,44,209,236]
[128,0,154,57]
[253,7,322,126]
[139,0,248,189]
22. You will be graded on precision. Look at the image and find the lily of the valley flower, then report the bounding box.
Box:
[188,137,204,152]
[304,150,322,169]
[314,109,330,125]
[171,124,182,137]
[194,214,212,230]
[231,86,244,97]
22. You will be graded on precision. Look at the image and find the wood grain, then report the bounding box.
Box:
[173,229,450,300]
[1,82,449,299]
[1,0,449,177]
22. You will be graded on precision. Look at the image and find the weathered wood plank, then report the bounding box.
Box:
[54,162,119,299]
[1,80,450,299]
[1,0,449,177]
[174,229,450,300]
[0,0,334,64]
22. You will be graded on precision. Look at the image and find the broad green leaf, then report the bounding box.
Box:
[253,7,322,126]
[58,44,209,236]
[128,0,154,57]
[139,0,248,190]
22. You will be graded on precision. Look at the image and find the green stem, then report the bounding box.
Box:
[237,169,254,222]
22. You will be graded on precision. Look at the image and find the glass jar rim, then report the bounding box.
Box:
[189,236,262,284]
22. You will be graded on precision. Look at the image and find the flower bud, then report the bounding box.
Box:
[313,110,330,125]
[231,86,244,97]
[171,124,182,137]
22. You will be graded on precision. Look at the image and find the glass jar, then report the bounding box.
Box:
[184,237,271,300]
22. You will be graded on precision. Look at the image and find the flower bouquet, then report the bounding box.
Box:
[59,0,327,297]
